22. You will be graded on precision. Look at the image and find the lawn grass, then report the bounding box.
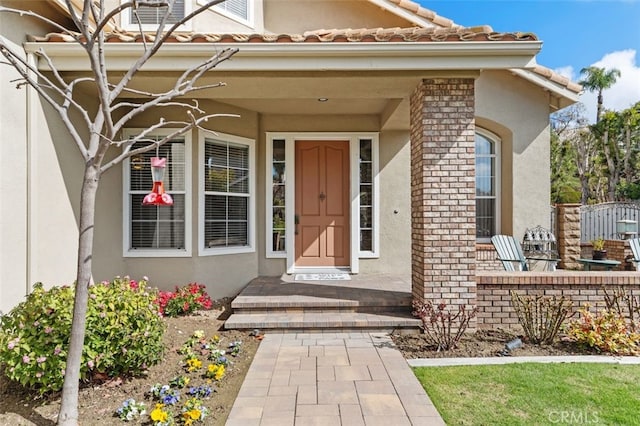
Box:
[413,363,640,425]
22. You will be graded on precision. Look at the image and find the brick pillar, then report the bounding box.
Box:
[410,78,476,312]
[556,203,581,269]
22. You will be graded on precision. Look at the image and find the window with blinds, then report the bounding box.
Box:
[126,138,188,252]
[129,0,185,25]
[203,138,250,249]
[214,0,249,21]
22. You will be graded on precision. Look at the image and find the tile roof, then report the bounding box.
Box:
[28,26,538,43]
[381,0,459,27]
[530,65,582,94]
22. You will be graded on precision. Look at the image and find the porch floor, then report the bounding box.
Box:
[225,273,422,333]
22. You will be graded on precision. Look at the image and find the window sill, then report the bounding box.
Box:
[124,249,192,258]
[199,246,255,256]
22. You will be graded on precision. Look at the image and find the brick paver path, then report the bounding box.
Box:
[226,332,445,426]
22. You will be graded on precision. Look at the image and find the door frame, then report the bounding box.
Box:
[265,132,379,274]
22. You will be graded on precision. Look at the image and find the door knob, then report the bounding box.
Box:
[319,192,326,201]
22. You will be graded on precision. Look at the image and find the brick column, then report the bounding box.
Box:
[410,78,476,312]
[556,203,581,269]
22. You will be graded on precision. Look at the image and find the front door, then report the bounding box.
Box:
[295,140,350,268]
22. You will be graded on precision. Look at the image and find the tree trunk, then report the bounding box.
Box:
[57,164,100,426]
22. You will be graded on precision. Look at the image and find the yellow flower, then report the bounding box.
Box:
[186,357,202,372]
[215,365,225,380]
[187,408,201,420]
[150,403,168,422]
[207,363,225,380]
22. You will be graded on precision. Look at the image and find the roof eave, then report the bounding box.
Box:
[510,68,581,110]
[24,40,542,72]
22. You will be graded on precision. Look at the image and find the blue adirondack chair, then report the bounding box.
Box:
[628,238,640,271]
[491,235,559,271]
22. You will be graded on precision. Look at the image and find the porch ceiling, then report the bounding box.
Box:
[64,70,446,129]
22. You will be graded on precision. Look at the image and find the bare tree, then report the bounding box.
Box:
[0,1,237,424]
[552,103,594,204]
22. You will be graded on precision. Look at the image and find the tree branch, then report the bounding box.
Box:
[101,113,238,172]
[0,44,91,160]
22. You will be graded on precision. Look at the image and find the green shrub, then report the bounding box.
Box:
[0,276,165,394]
[566,304,640,355]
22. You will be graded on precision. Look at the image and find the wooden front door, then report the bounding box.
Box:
[295,140,350,267]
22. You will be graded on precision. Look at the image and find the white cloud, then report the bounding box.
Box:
[557,50,640,123]
[554,66,575,81]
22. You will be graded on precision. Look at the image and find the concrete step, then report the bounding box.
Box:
[224,310,422,333]
[232,305,412,314]
[231,295,412,312]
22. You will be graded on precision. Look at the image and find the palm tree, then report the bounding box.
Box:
[579,66,621,123]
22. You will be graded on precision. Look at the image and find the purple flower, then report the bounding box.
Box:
[54,346,62,356]
[22,355,30,363]
[87,360,95,369]
[7,341,15,350]
[36,372,42,378]
[33,321,40,327]
[44,326,53,334]
[36,356,47,364]
[100,312,106,318]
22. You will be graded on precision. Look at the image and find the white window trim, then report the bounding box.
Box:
[120,0,192,32]
[265,132,380,274]
[199,0,254,27]
[476,128,501,243]
[122,128,192,258]
[198,130,256,256]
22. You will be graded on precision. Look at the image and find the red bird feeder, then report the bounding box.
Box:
[142,157,173,206]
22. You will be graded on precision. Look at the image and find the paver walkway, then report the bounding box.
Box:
[226,332,445,426]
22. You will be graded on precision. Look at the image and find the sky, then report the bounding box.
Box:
[418,0,640,122]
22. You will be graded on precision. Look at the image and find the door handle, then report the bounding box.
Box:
[294,214,299,235]
[319,192,326,201]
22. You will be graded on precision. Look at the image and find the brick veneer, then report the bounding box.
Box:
[409,78,476,311]
[477,271,640,329]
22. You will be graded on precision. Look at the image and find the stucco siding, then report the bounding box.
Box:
[90,101,260,297]
[264,0,411,34]
[476,70,552,240]
[0,37,28,313]
[0,1,77,312]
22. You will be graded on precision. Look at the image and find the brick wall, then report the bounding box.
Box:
[477,271,640,330]
[410,78,476,311]
[476,244,501,271]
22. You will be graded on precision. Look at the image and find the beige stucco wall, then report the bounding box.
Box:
[101,0,414,35]
[476,70,552,241]
[0,1,78,313]
[264,0,412,34]
[89,100,260,297]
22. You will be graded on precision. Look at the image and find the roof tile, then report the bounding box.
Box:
[28,26,537,44]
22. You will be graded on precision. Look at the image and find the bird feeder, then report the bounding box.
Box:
[142,157,173,206]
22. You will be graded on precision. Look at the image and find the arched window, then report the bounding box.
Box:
[476,131,500,242]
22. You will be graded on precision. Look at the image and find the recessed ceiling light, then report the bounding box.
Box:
[318,98,328,102]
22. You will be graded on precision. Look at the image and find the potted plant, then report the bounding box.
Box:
[591,237,607,260]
